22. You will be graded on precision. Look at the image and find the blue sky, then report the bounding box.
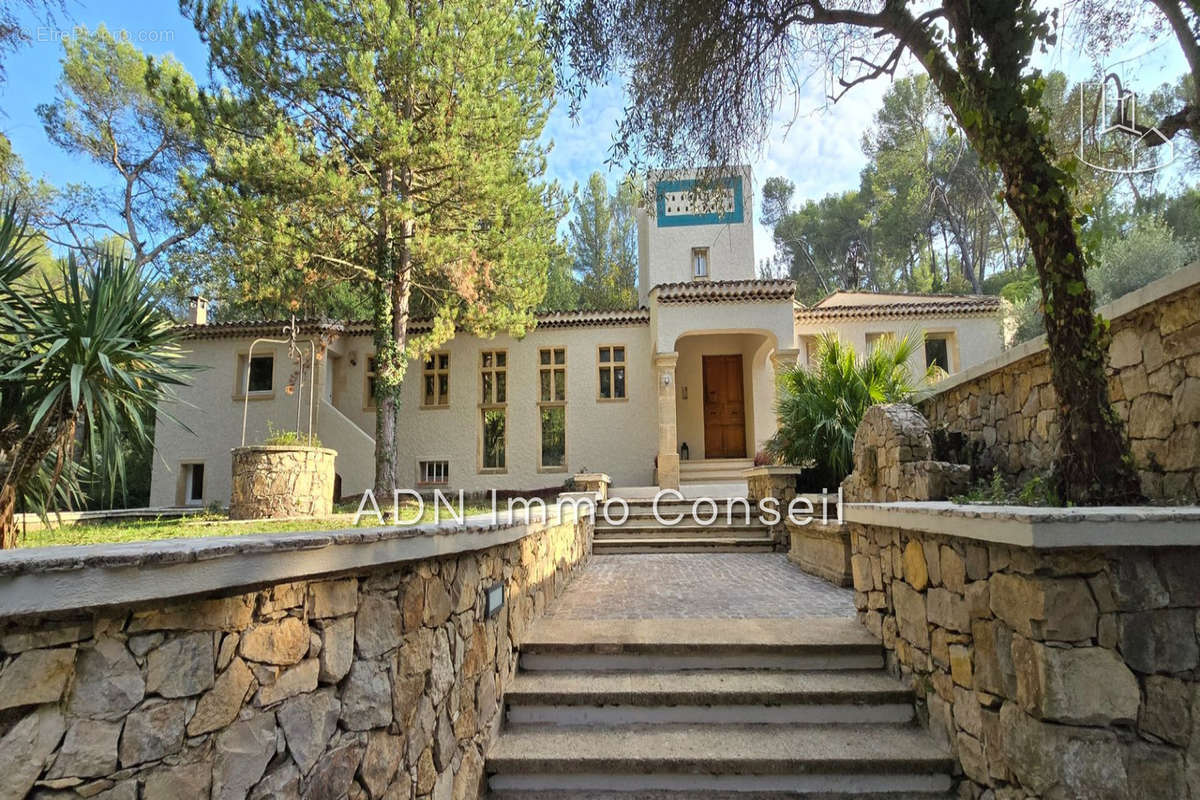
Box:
[1,2,1190,267]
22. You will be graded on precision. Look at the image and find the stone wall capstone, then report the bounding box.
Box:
[0,511,590,800]
[230,446,336,519]
[922,271,1200,502]
[850,520,1200,800]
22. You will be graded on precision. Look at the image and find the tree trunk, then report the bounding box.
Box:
[372,160,416,498]
[373,165,398,497]
[994,140,1142,503]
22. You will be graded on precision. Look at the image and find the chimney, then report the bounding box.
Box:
[187,296,209,325]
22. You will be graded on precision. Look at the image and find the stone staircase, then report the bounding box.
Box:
[592,497,775,554]
[680,458,755,485]
[486,618,954,798]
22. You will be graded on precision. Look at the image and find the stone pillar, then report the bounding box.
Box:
[572,472,611,501]
[654,352,680,490]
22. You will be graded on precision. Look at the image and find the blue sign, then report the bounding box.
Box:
[655,176,744,227]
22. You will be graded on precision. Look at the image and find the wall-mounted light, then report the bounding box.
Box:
[348,351,358,367]
[662,373,672,387]
[485,582,505,618]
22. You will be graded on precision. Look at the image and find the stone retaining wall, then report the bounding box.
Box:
[230,446,336,519]
[922,265,1200,502]
[0,510,591,800]
[786,520,851,586]
[848,518,1200,800]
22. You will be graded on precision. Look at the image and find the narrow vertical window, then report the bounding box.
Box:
[539,347,566,470]
[692,247,709,279]
[598,345,627,400]
[184,463,205,506]
[480,350,507,471]
[925,335,950,371]
[364,356,378,409]
[422,352,450,407]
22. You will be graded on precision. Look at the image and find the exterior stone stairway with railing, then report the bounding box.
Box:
[486,617,955,798]
[592,497,776,554]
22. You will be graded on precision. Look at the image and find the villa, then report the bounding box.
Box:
[148,167,1004,507]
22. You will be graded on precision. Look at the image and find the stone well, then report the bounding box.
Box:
[229,445,336,519]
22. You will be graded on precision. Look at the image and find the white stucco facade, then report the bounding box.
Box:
[149,167,1006,507]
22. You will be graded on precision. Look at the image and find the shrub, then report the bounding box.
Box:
[262,422,322,448]
[765,332,939,487]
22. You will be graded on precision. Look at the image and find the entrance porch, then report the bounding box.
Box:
[652,330,800,489]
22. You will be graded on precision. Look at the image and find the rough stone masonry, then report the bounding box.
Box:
[0,512,590,799]
[842,401,1200,799]
[923,272,1200,503]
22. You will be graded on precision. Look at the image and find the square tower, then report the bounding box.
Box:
[637,166,756,304]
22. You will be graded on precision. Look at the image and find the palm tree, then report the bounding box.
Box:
[0,203,191,548]
[766,332,942,488]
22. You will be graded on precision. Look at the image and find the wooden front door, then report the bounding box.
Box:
[702,355,746,458]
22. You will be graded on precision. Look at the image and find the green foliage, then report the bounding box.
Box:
[952,468,1059,506]
[36,25,206,270]
[0,203,191,547]
[542,246,581,311]
[765,332,940,487]
[769,190,868,303]
[188,0,563,490]
[568,172,639,309]
[1089,216,1197,306]
[262,421,322,448]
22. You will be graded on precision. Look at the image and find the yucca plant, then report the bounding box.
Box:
[765,332,942,488]
[0,202,192,548]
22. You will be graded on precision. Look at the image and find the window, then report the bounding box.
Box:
[539,348,566,403]
[692,247,709,279]
[539,348,566,470]
[364,356,378,409]
[237,353,274,396]
[184,463,204,506]
[480,350,506,405]
[418,460,449,485]
[598,346,626,400]
[480,351,507,471]
[422,352,450,407]
[925,335,950,371]
[865,332,894,351]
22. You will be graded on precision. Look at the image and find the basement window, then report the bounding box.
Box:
[419,460,449,486]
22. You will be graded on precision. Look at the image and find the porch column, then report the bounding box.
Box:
[654,351,680,490]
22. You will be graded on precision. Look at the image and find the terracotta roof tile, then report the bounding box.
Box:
[651,278,796,304]
[176,308,649,340]
[796,293,1001,321]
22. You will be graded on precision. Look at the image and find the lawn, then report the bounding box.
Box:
[15,503,496,548]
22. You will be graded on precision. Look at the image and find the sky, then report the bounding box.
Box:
[0,2,1190,270]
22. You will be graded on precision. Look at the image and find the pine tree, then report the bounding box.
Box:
[568,172,639,309]
[186,0,562,493]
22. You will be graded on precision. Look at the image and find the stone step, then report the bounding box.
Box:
[504,669,914,725]
[519,619,883,672]
[593,525,773,538]
[486,723,954,794]
[679,458,754,472]
[592,538,776,554]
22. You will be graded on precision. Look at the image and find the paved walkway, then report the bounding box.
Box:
[547,553,856,620]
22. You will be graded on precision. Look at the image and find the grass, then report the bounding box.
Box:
[16,503,496,549]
